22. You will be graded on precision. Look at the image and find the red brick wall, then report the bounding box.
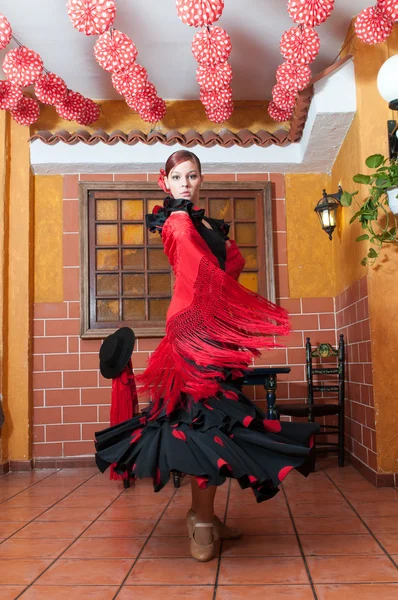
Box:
[335,277,375,471]
[32,173,336,459]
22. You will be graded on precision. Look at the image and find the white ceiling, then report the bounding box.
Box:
[0,0,365,101]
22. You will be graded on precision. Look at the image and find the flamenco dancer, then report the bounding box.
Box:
[95,150,319,561]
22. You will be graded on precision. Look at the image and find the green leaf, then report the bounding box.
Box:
[349,210,363,224]
[353,174,371,185]
[356,234,369,242]
[374,177,390,188]
[368,248,378,258]
[340,191,353,207]
[361,258,368,266]
[366,154,384,168]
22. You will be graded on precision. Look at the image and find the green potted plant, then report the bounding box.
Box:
[341,153,398,266]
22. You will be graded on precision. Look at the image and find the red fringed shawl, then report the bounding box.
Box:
[137,211,290,415]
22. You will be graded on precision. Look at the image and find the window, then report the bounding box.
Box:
[80,182,275,338]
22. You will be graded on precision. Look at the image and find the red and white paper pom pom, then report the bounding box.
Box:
[197,62,233,91]
[355,6,393,44]
[94,30,138,73]
[10,96,40,126]
[56,90,86,121]
[34,72,67,105]
[276,62,311,93]
[76,98,100,126]
[378,0,398,22]
[126,82,157,111]
[112,62,148,96]
[200,84,232,109]
[280,26,320,65]
[3,46,43,87]
[272,84,297,111]
[206,100,234,123]
[67,0,116,36]
[176,0,224,27]
[0,80,23,110]
[268,101,294,123]
[0,14,12,50]
[287,0,335,27]
[192,26,232,66]
[138,96,167,123]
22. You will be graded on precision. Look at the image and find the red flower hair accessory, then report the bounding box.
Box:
[67,0,116,36]
[158,168,169,193]
[3,46,43,87]
[0,80,23,110]
[0,14,12,50]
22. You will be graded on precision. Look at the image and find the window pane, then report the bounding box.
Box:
[147,199,162,214]
[148,273,171,296]
[238,272,258,293]
[96,249,119,271]
[235,223,256,245]
[235,199,256,220]
[96,199,118,221]
[97,274,119,296]
[122,224,144,246]
[123,299,145,320]
[122,248,144,270]
[97,299,119,321]
[148,248,169,270]
[123,274,145,296]
[97,224,118,246]
[122,199,143,221]
[240,247,258,269]
[149,298,169,320]
[209,198,231,220]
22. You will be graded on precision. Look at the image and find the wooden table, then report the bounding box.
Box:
[242,367,291,420]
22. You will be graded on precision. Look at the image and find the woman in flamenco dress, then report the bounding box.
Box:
[95,150,319,562]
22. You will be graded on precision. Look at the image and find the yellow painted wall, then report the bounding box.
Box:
[0,112,9,465]
[34,176,64,303]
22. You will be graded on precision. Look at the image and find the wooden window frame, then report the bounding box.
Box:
[79,181,275,339]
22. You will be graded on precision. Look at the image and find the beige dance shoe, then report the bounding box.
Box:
[190,522,218,562]
[186,508,243,540]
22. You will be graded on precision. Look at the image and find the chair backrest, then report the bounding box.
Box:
[306,334,345,409]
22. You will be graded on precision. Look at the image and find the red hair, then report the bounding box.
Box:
[165,151,202,176]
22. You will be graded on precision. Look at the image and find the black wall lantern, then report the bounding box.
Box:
[314,186,343,240]
[377,55,398,160]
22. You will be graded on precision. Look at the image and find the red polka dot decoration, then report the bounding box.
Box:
[287,0,335,28]
[137,97,167,123]
[272,84,297,111]
[280,26,320,65]
[378,0,398,21]
[10,96,40,126]
[34,72,67,105]
[205,102,233,123]
[0,80,23,110]
[176,0,224,27]
[76,98,100,125]
[172,429,187,441]
[262,419,282,433]
[0,13,12,51]
[192,26,232,66]
[56,90,86,121]
[200,84,232,109]
[355,6,393,45]
[94,30,138,73]
[3,46,43,87]
[111,63,148,96]
[195,476,208,489]
[126,82,157,111]
[278,465,294,482]
[268,101,294,123]
[67,0,116,36]
[276,61,311,93]
[197,62,233,91]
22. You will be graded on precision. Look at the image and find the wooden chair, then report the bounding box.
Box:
[277,334,345,467]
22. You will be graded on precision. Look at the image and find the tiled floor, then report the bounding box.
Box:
[0,460,397,599]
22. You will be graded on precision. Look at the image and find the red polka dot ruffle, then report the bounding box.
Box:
[11,96,40,126]
[94,30,138,73]
[56,90,86,121]
[111,63,148,96]
[176,0,224,27]
[287,0,335,27]
[355,6,393,45]
[272,84,297,111]
[34,72,67,105]
[76,98,100,125]
[67,0,116,36]
[280,26,320,65]
[197,62,233,91]
[192,26,232,66]
[0,79,23,111]
[268,101,293,123]
[0,13,12,51]
[276,61,311,93]
[3,46,43,87]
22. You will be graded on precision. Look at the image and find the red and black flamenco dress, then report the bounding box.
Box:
[95,198,319,502]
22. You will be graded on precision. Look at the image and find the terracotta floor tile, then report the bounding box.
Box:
[122,485,173,497]
[0,522,28,538]
[13,521,92,539]
[225,518,295,535]
[0,559,52,584]
[294,517,368,535]
[0,585,26,599]
[315,583,398,600]
[0,507,44,521]
[82,520,153,537]
[345,490,398,503]
[335,480,377,491]
[300,534,383,556]
[288,502,353,518]
[127,558,217,585]
[36,558,132,586]
[307,555,398,583]
[99,505,163,521]
[355,502,398,517]
[64,537,144,558]
[56,496,114,508]
[142,536,192,558]
[20,586,118,599]
[152,518,189,537]
[377,534,398,554]
[110,494,169,507]
[216,585,314,600]
[222,535,301,557]
[227,502,289,519]
[364,517,398,533]
[284,491,341,503]
[218,557,309,585]
[118,585,214,599]
[0,538,71,559]
[1,495,61,508]
[35,506,103,521]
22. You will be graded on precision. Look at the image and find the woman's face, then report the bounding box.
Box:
[166,160,203,203]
